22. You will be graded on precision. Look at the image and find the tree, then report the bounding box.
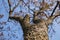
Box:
[8,0,60,40]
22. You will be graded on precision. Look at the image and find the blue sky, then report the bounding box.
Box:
[0,0,23,40]
[48,16,60,40]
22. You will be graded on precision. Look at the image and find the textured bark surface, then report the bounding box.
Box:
[23,20,48,40]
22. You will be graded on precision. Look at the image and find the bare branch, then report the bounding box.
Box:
[50,1,59,16]
[23,14,31,27]
[9,16,23,24]
[37,11,48,18]
[8,0,13,16]
[45,1,60,25]
[12,0,21,12]
[8,0,21,16]
[46,9,60,25]
[8,0,11,10]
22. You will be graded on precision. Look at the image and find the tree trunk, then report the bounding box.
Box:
[23,20,48,40]
[9,1,60,40]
